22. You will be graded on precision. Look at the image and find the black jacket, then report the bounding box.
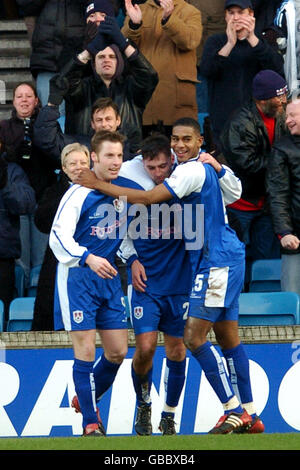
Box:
[0,108,58,201]
[0,163,36,259]
[63,49,158,149]
[199,33,284,141]
[220,100,287,205]
[18,0,86,77]
[33,104,137,164]
[252,0,283,35]
[266,134,300,254]
[16,0,48,16]
[32,171,70,331]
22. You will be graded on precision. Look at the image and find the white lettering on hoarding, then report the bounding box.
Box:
[96,358,189,435]
[193,359,269,432]
[0,363,19,436]
[21,360,81,436]
[278,361,300,431]
[0,356,300,436]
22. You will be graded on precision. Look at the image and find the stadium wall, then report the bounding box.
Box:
[0,327,299,437]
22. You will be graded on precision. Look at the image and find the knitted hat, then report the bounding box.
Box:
[252,70,288,100]
[85,0,114,19]
[224,0,253,9]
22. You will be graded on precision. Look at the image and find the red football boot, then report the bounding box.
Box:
[71,395,106,436]
[83,423,105,437]
[209,409,252,434]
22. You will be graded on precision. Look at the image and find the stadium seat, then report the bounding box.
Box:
[0,300,4,332]
[27,265,42,296]
[14,265,25,298]
[6,297,35,332]
[238,291,300,326]
[198,112,209,133]
[249,259,282,292]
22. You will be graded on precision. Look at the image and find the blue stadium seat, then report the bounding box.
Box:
[27,265,42,297]
[198,112,209,133]
[239,292,300,326]
[249,259,282,292]
[6,297,35,332]
[14,265,25,298]
[0,300,4,332]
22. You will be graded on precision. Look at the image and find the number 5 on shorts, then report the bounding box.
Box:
[194,274,204,292]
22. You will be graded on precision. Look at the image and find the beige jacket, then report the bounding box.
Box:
[122,0,202,126]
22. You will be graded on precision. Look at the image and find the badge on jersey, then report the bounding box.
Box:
[73,310,84,324]
[113,198,125,213]
[133,306,143,320]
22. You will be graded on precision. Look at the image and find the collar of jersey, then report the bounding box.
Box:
[175,149,202,166]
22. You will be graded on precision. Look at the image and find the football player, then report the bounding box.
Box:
[49,131,141,437]
[74,118,264,434]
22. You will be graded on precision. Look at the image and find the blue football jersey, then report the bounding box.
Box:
[164,158,245,277]
[50,176,142,266]
[118,156,192,296]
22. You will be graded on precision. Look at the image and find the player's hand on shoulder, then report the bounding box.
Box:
[198,152,222,173]
[73,168,98,189]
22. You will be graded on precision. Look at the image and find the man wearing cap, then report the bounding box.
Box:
[85,0,116,26]
[199,0,284,149]
[81,0,115,53]
[220,69,288,276]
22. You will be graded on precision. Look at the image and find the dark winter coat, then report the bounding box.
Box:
[17,0,86,77]
[62,50,158,149]
[0,163,36,259]
[32,171,70,331]
[220,100,287,205]
[33,104,137,164]
[199,33,284,141]
[0,108,58,201]
[266,134,300,254]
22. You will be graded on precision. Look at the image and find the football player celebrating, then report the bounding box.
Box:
[50,131,141,437]
[74,118,265,434]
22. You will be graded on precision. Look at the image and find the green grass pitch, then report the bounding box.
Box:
[0,433,299,451]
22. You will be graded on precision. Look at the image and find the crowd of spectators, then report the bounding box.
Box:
[0,0,299,330]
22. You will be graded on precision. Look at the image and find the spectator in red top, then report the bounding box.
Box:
[220,70,288,280]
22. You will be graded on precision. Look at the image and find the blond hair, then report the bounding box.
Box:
[61,143,90,167]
